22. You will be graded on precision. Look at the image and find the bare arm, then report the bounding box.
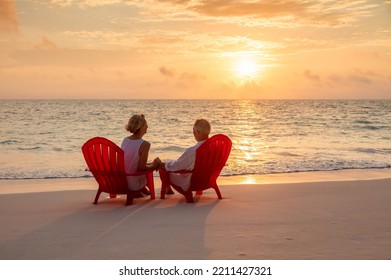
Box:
[138,141,160,172]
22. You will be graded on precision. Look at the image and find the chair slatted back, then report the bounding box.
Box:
[189,134,232,190]
[82,137,128,194]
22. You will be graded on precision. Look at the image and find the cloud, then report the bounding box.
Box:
[159,66,175,77]
[0,0,18,33]
[157,0,190,4]
[328,73,373,86]
[190,0,310,18]
[158,66,205,88]
[349,75,372,84]
[155,0,379,27]
[34,36,58,50]
[178,72,205,86]
[46,0,122,7]
[304,70,320,82]
[278,38,337,55]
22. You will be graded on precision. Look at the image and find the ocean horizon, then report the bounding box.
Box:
[1,99,390,180]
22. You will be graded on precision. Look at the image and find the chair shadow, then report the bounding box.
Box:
[0,189,219,260]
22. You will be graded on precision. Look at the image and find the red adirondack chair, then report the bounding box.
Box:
[160,134,232,203]
[81,137,155,206]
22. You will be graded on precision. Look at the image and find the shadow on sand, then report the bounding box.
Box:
[0,189,219,260]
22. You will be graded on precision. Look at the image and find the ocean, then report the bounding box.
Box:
[1,99,390,180]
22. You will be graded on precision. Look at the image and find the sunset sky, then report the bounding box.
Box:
[1,0,390,99]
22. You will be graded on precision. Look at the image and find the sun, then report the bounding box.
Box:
[235,57,258,78]
[222,51,266,80]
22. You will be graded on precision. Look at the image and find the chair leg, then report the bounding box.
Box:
[149,185,155,200]
[214,186,223,199]
[166,184,192,203]
[125,193,134,206]
[159,168,170,199]
[160,182,167,199]
[93,190,102,204]
[184,191,194,203]
[146,172,155,200]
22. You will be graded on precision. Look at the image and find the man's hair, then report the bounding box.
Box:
[194,119,211,135]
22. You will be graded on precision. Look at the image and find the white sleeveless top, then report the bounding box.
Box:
[121,137,147,191]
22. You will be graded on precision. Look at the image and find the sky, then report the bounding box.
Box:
[0,0,390,99]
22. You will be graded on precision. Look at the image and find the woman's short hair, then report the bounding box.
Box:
[125,114,146,133]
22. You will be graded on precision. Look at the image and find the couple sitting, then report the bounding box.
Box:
[120,114,210,196]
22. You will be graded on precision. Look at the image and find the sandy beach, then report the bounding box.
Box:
[1,169,390,260]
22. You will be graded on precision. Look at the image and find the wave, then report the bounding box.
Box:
[0,140,19,145]
[221,166,391,177]
[354,120,372,124]
[354,125,387,130]
[2,166,390,181]
[273,151,301,157]
[362,125,382,130]
[17,147,42,150]
[0,174,93,180]
[158,146,185,153]
[2,99,391,182]
[353,148,391,154]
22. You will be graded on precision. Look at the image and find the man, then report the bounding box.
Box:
[159,118,211,193]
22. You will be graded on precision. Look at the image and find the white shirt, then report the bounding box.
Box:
[165,140,205,191]
[121,137,147,191]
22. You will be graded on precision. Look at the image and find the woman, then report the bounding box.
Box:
[121,114,160,194]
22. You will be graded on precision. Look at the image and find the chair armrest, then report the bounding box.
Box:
[86,169,153,177]
[87,169,125,176]
[166,169,193,174]
[125,170,154,176]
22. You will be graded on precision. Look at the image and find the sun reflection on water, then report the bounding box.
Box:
[230,100,269,168]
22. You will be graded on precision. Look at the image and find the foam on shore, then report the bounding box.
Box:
[1,168,390,194]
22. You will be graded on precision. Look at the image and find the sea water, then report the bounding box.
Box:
[1,99,390,180]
